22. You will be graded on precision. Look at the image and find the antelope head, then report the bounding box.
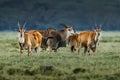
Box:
[60,23,76,38]
[94,24,102,45]
[17,21,26,44]
[94,24,102,36]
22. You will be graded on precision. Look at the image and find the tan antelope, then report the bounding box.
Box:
[17,22,42,56]
[68,25,102,55]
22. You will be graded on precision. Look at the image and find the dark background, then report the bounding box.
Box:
[0,0,120,31]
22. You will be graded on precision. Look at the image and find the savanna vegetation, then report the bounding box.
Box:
[0,31,120,80]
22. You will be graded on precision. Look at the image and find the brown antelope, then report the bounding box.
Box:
[17,22,42,56]
[46,23,75,52]
[68,25,102,55]
[27,28,56,50]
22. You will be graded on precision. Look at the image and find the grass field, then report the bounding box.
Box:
[0,31,120,80]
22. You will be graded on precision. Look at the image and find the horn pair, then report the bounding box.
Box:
[60,23,76,33]
[18,21,26,29]
[94,23,102,29]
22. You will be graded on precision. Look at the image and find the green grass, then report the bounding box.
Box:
[0,31,120,80]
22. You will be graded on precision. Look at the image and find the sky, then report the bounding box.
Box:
[0,0,120,31]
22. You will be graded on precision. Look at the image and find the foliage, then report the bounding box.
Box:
[0,0,120,31]
[0,31,120,80]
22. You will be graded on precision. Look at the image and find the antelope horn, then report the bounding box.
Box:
[94,25,97,29]
[73,28,76,33]
[99,23,103,29]
[94,21,98,29]
[18,21,21,29]
[95,22,97,27]
[60,23,68,28]
[73,25,76,33]
[23,22,26,28]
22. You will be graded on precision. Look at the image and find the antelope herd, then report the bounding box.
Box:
[17,22,102,56]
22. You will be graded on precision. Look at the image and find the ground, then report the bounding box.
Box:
[0,31,120,80]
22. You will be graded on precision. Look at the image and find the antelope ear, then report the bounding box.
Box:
[24,29,26,32]
[17,29,20,32]
[18,21,21,29]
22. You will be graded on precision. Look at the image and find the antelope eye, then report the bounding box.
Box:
[68,29,72,31]
[98,33,100,36]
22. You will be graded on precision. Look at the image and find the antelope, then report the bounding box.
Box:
[17,22,42,56]
[46,23,75,52]
[68,25,102,55]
